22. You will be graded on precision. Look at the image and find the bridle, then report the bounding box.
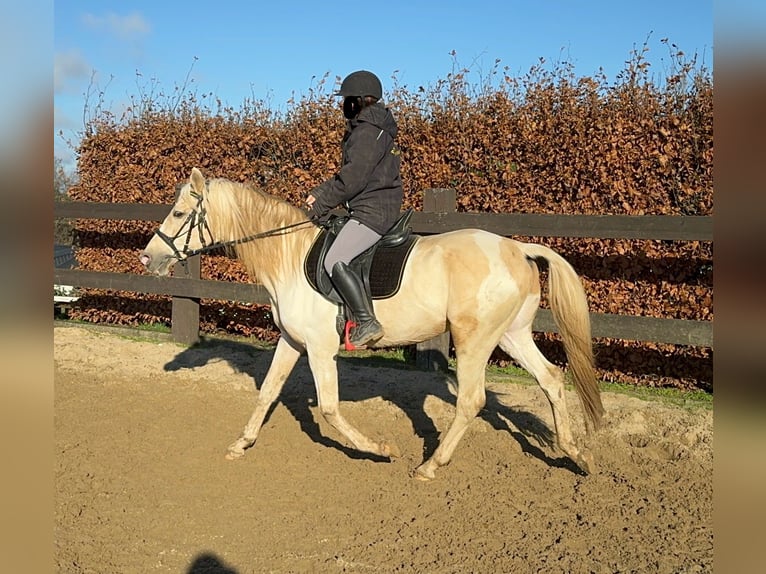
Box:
[153,185,314,265]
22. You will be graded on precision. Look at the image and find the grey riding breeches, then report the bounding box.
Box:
[324,219,382,276]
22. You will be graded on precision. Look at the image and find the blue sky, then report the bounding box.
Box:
[54,1,715,171]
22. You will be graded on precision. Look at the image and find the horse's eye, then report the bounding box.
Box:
[172,210,185,218]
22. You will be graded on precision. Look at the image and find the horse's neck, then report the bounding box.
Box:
[209,181,315,295]
[233,218,316,295]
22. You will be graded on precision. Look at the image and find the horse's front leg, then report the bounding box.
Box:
[307,346,400,459]
[225,335,303,460]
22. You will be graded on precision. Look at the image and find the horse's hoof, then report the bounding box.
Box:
[380,441,401,459]
[225,449,244,461]
[225,440,248,460]
[413,465,435,481]
[575,451,595,474]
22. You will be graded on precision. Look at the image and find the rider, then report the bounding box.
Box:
[305,70,404,347]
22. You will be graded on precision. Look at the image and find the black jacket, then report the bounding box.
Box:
[308,102,403,235]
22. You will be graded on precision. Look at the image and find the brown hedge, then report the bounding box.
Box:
[64,56,713,392]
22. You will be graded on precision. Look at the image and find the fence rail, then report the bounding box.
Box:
[54,189,713,365]
[54,201,714,241]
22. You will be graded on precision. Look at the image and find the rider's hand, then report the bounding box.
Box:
[304,194,322,222]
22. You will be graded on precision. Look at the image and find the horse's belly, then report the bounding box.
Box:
[375,298,448,344]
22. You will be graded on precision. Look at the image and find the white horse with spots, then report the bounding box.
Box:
[140,168,604,480]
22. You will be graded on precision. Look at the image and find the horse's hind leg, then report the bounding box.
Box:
[498,325,594,473]
[415,348,489,481]
[225,335,303,460]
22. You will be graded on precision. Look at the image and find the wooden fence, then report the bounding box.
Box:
[54,189,713,370]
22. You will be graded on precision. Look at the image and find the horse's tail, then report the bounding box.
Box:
[519,243,605,433]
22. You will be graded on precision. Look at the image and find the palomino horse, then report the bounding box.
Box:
[140,167,604,479]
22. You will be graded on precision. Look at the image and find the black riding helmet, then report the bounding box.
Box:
[337,70,383,119]
[336,70,383,99]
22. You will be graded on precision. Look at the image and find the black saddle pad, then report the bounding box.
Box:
[304,231,419,301]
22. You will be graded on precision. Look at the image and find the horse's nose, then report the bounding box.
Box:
[139,252,151,267]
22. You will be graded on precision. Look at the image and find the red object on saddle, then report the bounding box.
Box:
[344,320,358,351]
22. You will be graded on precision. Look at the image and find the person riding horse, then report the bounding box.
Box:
[142,167,604,479]
[304,70,404,348]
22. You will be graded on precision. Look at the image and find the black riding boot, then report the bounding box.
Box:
[330,261,384,347]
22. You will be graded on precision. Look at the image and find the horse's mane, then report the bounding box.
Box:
[203,178,316,283]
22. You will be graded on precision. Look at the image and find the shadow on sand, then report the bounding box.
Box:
[187,552,238,573]
[164,337,583,474]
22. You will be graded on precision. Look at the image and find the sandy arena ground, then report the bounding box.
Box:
[54,325,712,573]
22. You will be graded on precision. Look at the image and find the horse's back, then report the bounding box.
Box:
[411,228,530,275]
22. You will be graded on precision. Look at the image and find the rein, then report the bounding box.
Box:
[184,219,314,257]
[154,185,314,262]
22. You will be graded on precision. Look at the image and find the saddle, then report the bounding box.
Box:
[304,209,419,337]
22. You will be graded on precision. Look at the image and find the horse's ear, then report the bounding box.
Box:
[190,167,206,196]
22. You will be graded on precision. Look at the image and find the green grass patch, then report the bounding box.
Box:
[484,360,711,410]
[55,318,171,334]
[54,319,175,344]
[135,322,171,333]
[598,380,712,410]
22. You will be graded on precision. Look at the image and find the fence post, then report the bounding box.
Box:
[171,254,201,345]
[415,189,456,372]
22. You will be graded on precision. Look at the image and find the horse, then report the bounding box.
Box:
[140,167,604,480]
